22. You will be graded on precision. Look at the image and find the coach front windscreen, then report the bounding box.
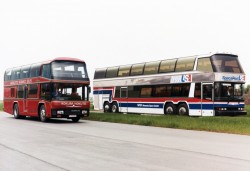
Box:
[210,54,244,73]
[48,61,89,80]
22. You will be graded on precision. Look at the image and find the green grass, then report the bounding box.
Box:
[0,102,3,111]
[87,107,250,135]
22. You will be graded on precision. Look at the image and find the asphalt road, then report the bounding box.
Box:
[1,112,250,171]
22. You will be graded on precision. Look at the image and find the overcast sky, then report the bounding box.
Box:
[0,0,250,99]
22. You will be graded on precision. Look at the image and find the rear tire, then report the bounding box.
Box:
[103,102,111,113]
[177,103,189,116]
[164,103,177,115]
[39,105,47,122]
[111,102,119,113]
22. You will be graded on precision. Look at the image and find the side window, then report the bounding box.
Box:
[115,86,121,98]
[18,85,24,98]
[106,67,118,78]
[42,64,51,78]
[30,64,41,77]
[175,57,196,72]
[130,63,144,76]
[159,59,176,73]
[11,87,15,97]
[128,86,141,98]
[118,65,131,77]
[94,68,107,79]
[194,83,201,98]
[140,87,152,97]
[20,66,31,79]
[144,61,160,75]
[41,83,51,100]
[11,68,21,80]
[4,69,12,81]
[28,84,38,98]
[197,58,213,72]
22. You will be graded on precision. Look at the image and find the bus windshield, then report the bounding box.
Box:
[41,83,89,101]
[211,54,243,73]
[214,82,244,101]
[51,61,88,80]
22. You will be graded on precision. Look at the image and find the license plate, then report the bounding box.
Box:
[69,115,77,118]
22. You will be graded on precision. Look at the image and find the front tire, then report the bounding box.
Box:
[72,117,80,122]
[39,105,47,122]
[111,102,119,113]
[13,104,20,119]
[177,104,189,116]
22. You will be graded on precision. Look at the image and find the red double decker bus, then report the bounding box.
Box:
[4,57,91,122]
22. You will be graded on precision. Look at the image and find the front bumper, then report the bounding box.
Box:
[215,110,247,116]
[51,109,89,118]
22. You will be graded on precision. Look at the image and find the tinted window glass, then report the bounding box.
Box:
[197,57,213,72]
[42,64,51,78]
[18,85,24,98]
[20,65,31,79]
[140,87,152,97]
[30,64,41,77]
[175,57,195,72]
[28,84,38,98]
[130,63,144,76]
[51,61,88,80]
[159,59,176,73]
[211,54,243,73]
[4,69,12,81]
[11,68,21,80]
[106,67,118,78]
[118,65,131,77]
[128,86,141,97]
[94,68,107,79]
[144,61,160,75]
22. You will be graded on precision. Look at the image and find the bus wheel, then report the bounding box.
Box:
[177,104,189,116]
[13,104,20,119]
[111,102,119,113]
[72,117,80,122]
[39,105,47,122]
[164,103,176,115]
[103,102,111,113]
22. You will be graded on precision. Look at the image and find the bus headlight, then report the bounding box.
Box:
[57,110,64,114]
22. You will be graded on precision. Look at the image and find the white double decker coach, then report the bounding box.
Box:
[93,53,247,116]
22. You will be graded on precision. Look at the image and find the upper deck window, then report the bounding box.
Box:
[159,59,176,73]
[197,57,213,72]
[20,65,31,79]
[4,69,12,81]
[130,63,144,76]
[30,63,41,77]
[106,67,119,78]
[211,54,243,73]
[11,68,21,80]
[144,61,160,75]
[51,61,89,80]
[175,57,196,72]
[118,65,131,77]
[94,68,107,79]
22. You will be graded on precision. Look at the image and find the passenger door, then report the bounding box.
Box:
[201,83,214,116]
[119,87,128,113]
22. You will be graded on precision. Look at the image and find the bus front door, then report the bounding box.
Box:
[120,87,128,113]
[201,83,214,116]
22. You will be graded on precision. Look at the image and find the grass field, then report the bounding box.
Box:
[87,105,250,135]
